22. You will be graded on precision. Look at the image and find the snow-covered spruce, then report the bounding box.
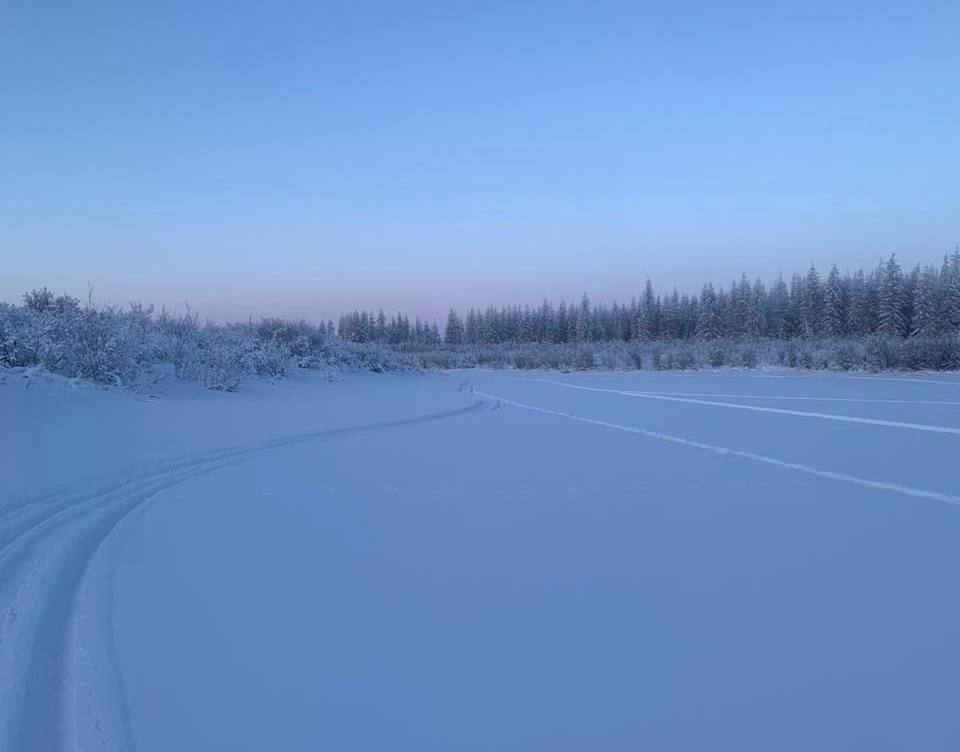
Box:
[338,251,960,372]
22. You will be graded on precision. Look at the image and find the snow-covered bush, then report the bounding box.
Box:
[0,289,411,389]
[164,325,289,391]
[396,334,960,373]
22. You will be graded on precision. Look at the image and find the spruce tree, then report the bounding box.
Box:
[823,265,845,336]
[940,249,960,331]
[445,309,464,345]
[877,254,907,336]
[800,264,823,336]
[910,266,937,336]
[575,294,592,342]
[640,279,657,339]
[696,284,721,339]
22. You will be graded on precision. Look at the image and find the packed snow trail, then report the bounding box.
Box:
[0,400,485,752]
[840,375,960,387]
[474,390,960,508]
[526,378,960,436]
[716,372,960,387]
[545,390,960,406]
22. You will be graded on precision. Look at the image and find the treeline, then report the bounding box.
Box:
[339,252,960,346]
[5,252,960,390]
[337,311,442,347]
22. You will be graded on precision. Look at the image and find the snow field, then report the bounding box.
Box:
[3,368,960,750]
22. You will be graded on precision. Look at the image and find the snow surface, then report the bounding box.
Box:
[4,367,960,750]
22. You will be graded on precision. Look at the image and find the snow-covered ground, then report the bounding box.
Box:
[4,367,960,750]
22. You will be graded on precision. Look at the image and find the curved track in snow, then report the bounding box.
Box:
[0,400,485,751]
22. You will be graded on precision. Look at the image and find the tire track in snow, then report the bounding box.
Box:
[0,399,486,752]
[475,391,960,508]
[525,379,960,436]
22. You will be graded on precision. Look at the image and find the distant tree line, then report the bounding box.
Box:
[337,311,443,346]
[340,251,960,347]
[6,251,960,389]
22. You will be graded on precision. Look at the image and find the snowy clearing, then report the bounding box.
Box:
[3,367,960,750]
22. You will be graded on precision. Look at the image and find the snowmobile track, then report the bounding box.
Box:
[0,399,485,751]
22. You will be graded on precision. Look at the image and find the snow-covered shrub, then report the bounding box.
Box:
[882,334,960,371]
[0,294,143,385]
[0,289,412,389]
[829,340,863,371]
[864,335,899,371]
[396,335,960,374]
[168,326,288,391]
[706,344,725,368]
[0,303,30,367]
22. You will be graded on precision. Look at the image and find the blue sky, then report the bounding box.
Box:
[2,0,958,322]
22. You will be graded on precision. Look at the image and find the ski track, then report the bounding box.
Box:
[526,379,960,436]
[690,372,960,387]
[839,375,960,387]
[475,390,960,508]
[534,389,960,406]
[0,400,485,752]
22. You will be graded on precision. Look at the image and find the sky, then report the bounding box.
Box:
[2,0,958,323]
